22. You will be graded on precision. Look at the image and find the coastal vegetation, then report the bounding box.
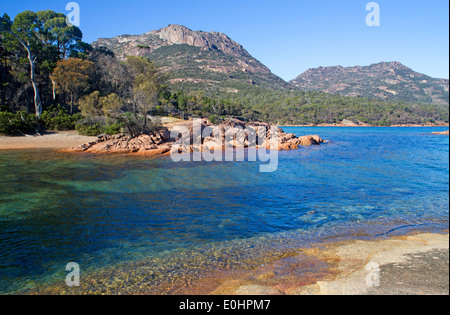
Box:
[1,10,448,136]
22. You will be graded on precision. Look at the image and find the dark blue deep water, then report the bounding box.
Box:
[0,127,448,293]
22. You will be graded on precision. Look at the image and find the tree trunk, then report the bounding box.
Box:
[11,32,43,117]
[27,50,43,117]
[142,113,147,134]
[70,93,74,115]
[51,76,56,101]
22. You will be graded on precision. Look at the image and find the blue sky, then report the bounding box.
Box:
[2,0,449,80]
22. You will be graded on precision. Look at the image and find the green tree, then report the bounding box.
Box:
[100,93,123,119]
[0,11,86,116]
[0,12,43,116]
[78,91,101,117]
[124,56,161,135]
[42,12,83,59]
[52,58,94,114]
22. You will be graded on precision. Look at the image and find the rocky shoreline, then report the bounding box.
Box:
[65,118,325,156]
[17,232,449,295]
[283,119,449,128]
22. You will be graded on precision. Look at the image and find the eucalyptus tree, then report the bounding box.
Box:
[0,10,86,116]
[0,12,43,116]
[52,58,95,114]
[125,56,162,135]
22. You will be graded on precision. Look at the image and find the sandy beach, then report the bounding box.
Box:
[0,131,97,150]
[0,117,183,151]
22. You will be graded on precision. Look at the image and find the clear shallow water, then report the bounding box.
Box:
[0,127,448,294]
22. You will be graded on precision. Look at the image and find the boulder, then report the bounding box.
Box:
[281,143,291,151]
[295,135,324,146]
[221,117,246,129]
[203,137,224,151]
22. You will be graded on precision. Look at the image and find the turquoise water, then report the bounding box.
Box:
[0,127,448,294]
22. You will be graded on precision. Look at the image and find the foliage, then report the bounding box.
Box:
[100,93,123,118]
[208,114,221,125]
[0,105,82,134]
[123,56,161,136]
[52,58,95,112]
[75,117,123,136]
[39,105,82,131]
[78,91,102,117]
[163,87,449,126]
[0,111,40,135]
[1,10,90,117]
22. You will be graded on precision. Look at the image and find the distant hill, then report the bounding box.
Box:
[290,62,449,105]
[93,24,291,92]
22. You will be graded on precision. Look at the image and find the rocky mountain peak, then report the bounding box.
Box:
[150,24,208,48]
[148,24,248,58]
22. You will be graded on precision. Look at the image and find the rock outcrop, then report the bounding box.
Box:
[432,130,449,135]
[341,119,358,127]
[66,119,325,156]
[67,128,172,155]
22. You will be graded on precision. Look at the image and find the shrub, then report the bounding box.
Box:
[102,123,123,135]
[40,105,82,131]
[75,117,123,136]
[208,114,221,125]
[0,112,15,135]
[75,122,104,136]
[0,111,40,135]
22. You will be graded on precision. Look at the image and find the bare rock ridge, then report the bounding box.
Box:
[148,24,250,59]
[95,24,250,59]
[290,61,449,105]
[66,119,324,155]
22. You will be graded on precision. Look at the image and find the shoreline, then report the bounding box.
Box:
[282,124,450,128]
[0,131,97,151]
[1,124,448,152]
[207,232,449,295]
[16,230,449,295]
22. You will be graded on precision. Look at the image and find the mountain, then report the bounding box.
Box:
[93,24,291,92]
[290,62,449,105]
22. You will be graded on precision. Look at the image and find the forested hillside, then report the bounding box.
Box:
[291,62,449,106]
